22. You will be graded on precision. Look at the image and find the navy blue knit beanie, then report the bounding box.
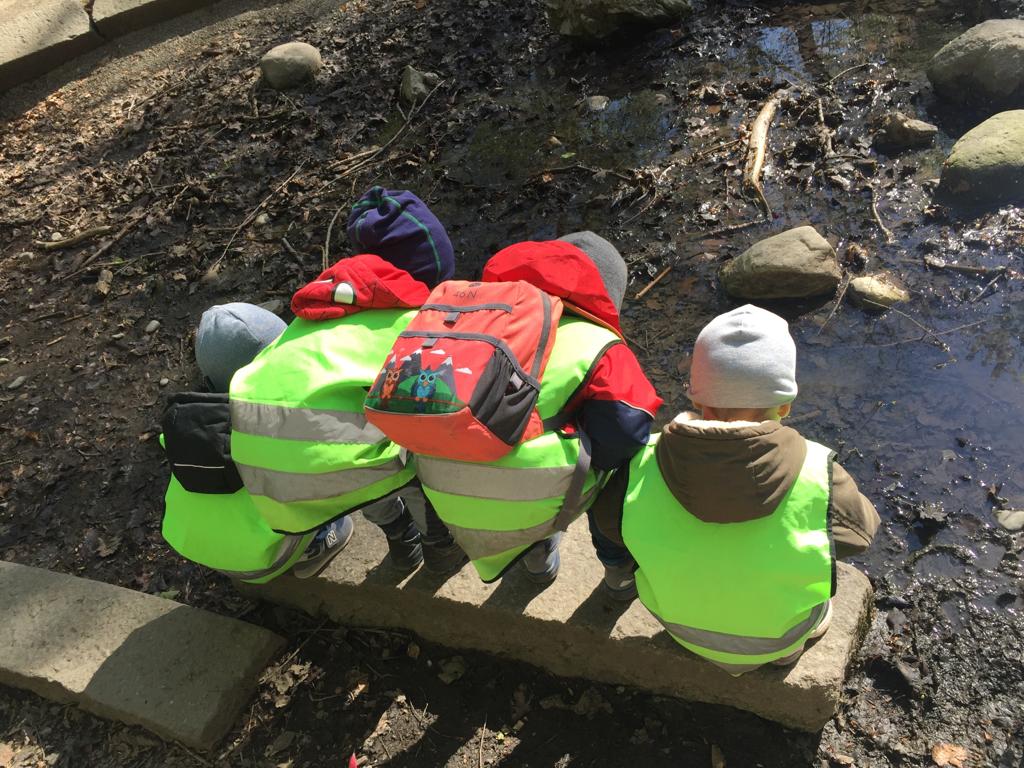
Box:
[346,187,454,288]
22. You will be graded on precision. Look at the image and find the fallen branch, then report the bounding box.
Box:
[869,185,894,244]
[971,270,1005,303]
[634,265,673,300]
[743,89,785,219]
[214,162,306,269]
[826,62,874,88]
[323,205,346,271]
[59,215,146,281]
[923,256,1007,277]
[702,220,762,237]
[816,272,851,336]
[34,226,113,251]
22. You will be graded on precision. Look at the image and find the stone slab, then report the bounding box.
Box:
[244,513,874,732]
[0,561,284,750]
[92,0,222,38]
[0,0,102,92]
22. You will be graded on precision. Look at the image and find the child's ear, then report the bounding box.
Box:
[778,402,792,419]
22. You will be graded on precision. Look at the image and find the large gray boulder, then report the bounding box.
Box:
[938,110,1024,208]
[720,226,841,300]
[545,0,691,41]
[259,42,322,90]
[927,20,1024,111]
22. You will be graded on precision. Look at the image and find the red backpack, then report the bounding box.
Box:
[364,280,563,461]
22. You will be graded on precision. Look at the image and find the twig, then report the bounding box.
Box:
[869,185,894,244]
[690,138,743,162]
[323,205,345,271]
[702,220,762,237]
[826,62,874,87]
[923,256,1007,277]
[214,163,305,268]
[743,89,785,219]
[816,272,851,335]
[34,226,113,250]
[478,717,487,768]
[971,271,1004,303]
[816,98,834,158]
[529,163,634,184]
[281,237,300,260]
[59,215,146,281]
[634,265,673,300]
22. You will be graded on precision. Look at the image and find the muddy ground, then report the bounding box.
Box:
[1,0,1023,765]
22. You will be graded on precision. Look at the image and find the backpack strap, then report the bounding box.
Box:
[540,337,622,432]
[553,428,593,532]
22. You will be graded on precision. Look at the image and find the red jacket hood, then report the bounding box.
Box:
[291,254,432,321]
[482,241,623,336]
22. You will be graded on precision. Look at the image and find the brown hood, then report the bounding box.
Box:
[655,417,807,523]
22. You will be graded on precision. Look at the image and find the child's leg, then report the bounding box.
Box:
[362,495,423,571]
[771,600,833,667]
[401,480,467,574]
[587,509,631,566]
[521,532,563,585]
[587,510,638,600]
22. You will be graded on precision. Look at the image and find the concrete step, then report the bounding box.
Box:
[0,561,284,751]
[244,513,874,732]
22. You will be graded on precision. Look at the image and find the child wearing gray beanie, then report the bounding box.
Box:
[591,304,879,675]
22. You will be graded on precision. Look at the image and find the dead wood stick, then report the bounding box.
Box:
[690,138,743,162]
[826,62,873,87]
[923,256,1007,277]
[59,216,145,281]
[702,220,761,237]
[869,186,894,244]
[214,162,305,268]
[478,717,487,768]
[816,272,851,335]
[634,265,673,300]
[743,89,785,219]
[34,225,113,250]
[971,270,1005,303]
[323,205,346,271]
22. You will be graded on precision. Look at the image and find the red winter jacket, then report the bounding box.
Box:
[483,241,662,471]
[291,254,431,320]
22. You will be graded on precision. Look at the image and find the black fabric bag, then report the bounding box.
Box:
[162,392,243,494]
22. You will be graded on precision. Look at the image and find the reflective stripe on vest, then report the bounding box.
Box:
[231,401,386,444]
[418,316,620,582]
[161,439,310,583]
[621,437,835,666]
[230,309,416,533]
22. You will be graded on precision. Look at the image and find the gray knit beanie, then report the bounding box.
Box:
[195,303,287,392]
[688,305,798,409]
[558,231,628,310]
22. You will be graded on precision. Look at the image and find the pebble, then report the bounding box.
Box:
[50,232,63,242]
[144,320,161,334]
[995,509,1024,531]
[254,213,270,226]
[159,378,170,387]
[7,376,26,390]
[586,95,610,112]
[0,358,9,366]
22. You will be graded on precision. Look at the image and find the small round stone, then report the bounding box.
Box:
[144,320,161,334]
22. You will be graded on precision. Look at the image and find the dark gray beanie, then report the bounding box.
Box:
[558,231,628,310]
[195,303,286,392]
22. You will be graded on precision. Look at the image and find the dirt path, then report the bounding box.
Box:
[1,0,1023,765]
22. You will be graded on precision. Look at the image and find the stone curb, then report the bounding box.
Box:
[0,0,224,93]
[243,514,874,732]
[0,561,284,751]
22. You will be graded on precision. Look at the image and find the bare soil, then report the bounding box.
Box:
[1,0,1023,766]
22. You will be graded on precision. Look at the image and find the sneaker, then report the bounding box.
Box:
[292,517,354,579]
[602,560,638,602]
[379,509,424,571]
[521,534,561,585]
[422,536,469,575]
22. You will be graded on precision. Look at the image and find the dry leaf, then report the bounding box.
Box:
[931,742,968,767]
[0,742,15,768]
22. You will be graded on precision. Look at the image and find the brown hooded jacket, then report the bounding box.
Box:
[592,414,880,558]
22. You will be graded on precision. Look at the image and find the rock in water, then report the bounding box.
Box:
[544,0,691,42]
[938,111,1024,209]
[927,20,1024,112]
[719,226,841,299]
[259,42,322,90]
[995,509,1024,531]
[873,112,938,152]
[848,273,909,311]
[400,65,440,107]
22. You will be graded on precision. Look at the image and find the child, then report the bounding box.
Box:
[593,304,879,674]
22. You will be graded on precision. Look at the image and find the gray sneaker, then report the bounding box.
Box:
[521,534,562,586]
[292,517,354,579]
[602,560,638,602]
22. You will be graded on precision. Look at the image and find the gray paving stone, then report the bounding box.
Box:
[0,0,101,92]
[244,513,874,731]
[0,561,284,750]
[91,0,222,38]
